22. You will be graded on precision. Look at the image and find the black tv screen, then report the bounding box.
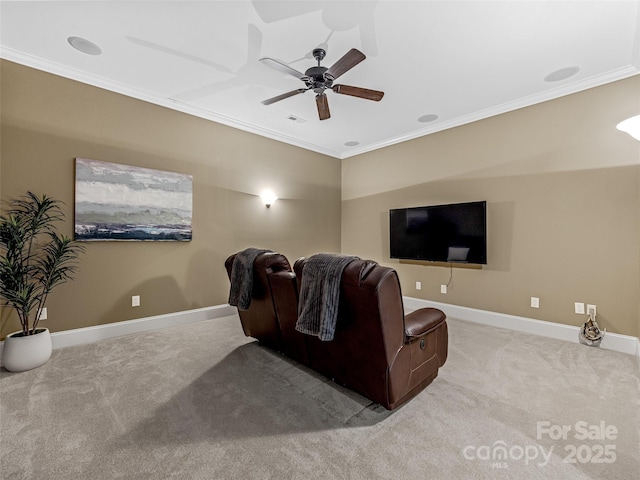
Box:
[389,201,487,264]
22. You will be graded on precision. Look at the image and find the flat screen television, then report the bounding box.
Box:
[389,201,487,264]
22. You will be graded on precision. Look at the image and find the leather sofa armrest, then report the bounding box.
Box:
[268,270,298,323]
[269,270,296,283]
[268,269,309,365]
[268,270,298,321]
[252,252,289,276]
[405,308,446,339]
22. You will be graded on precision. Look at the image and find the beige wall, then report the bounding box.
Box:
[342,76,640,338]
[2,59,639,340]
[0,60,341,337]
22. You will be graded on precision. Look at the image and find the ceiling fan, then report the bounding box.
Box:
[259,48,384,120]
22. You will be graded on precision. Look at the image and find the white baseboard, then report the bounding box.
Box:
[404,296,639,357]
[1,304,237,367]
[3,300,638,369]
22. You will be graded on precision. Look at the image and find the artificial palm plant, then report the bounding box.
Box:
[0,192,84,336]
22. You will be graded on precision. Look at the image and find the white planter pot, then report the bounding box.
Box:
[3,328,52,372]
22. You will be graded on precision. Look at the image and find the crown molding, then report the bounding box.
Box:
[0,47,343,159]
[342,65,640,159]
[2,47,638,161]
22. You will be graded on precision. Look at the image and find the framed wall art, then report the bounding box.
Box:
[75,158,193,241]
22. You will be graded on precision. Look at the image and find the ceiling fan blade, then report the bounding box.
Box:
[324,48,366,80]
[316,94,331,120]
[261,88,308,105]
[259,57,309,81]
[332,84,384,101]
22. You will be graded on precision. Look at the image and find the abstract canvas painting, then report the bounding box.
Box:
[75,158,193,241]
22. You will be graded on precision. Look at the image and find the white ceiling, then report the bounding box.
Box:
[1,1,639,159]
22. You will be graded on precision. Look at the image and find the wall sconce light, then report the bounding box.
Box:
[616,114,640,141]
[259,189,278,208]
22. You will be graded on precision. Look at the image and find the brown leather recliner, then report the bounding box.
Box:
[225,251,448,410]
[224,251,293,352]
[292,257,448,410]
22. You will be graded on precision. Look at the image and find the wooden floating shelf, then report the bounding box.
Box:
[399,260,483,270]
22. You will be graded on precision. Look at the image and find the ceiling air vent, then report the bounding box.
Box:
[286,115,306,124]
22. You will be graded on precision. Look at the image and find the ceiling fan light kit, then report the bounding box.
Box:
[260,47,384,120]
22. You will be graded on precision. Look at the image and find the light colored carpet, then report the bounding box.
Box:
[1,313,638,479]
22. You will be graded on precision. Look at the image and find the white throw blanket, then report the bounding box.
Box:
[295,253,359,341]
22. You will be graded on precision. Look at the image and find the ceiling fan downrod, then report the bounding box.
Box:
[305,48,331,93]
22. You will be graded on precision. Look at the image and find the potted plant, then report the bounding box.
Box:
[0,192,84,372]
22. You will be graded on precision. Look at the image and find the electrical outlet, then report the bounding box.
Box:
[415,281,422,290]
[531,297,540,308]
[441,284,447,294]
[38,307,47,321]
[132,295,140,307]
[574,302,585,314]
[587,304,596,316]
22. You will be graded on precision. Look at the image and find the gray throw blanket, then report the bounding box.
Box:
[296,253,359,341]
[228,247,271,311]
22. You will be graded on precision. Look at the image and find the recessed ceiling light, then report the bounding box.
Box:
[544,66,580,83]
[344,141,359,147]
[418,114,439,123]
[67,36,102,56]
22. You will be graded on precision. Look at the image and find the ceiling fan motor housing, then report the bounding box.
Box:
[305,65,332,93]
